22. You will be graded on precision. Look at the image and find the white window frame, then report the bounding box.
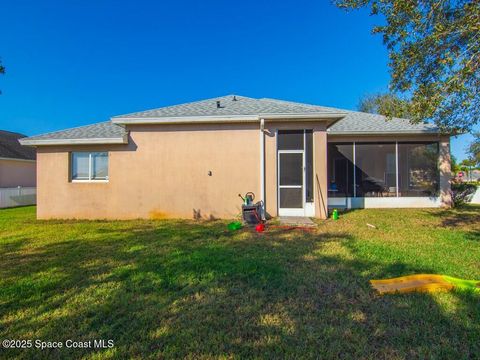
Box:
[71,152,109,183]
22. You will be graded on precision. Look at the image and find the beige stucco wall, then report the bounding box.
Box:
[36,121,331,220]
[37,123,264,219]
[0,159,36,188]
[327,134,452,207]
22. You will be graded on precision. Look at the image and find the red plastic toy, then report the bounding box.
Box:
[255,223,265,232]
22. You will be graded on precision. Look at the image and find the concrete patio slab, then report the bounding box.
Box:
[278,217,316,226]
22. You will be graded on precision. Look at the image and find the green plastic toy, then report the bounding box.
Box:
[443,276,480,293]
[227,221,243,231]
[332,209,339,220]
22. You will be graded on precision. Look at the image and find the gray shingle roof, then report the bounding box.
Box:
[328,110,439,134]
[112,95,343,119]
[20,121,127,146]
[263,98,438,134]
[21,95,441,145]
[112,95,439,134]
[0,130,36,160]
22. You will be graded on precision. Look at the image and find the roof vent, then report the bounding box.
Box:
[232,96,237,101]
[216,100,221,108]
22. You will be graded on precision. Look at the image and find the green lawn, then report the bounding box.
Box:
[0,206,479,359]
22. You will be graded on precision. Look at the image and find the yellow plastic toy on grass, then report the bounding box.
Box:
[370,274,480,295]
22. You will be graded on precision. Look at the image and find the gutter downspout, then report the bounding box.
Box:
[260,118,266,220]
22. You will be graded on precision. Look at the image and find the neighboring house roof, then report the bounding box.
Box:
[20,121,128,146]
[0,130,36,160]
[20,95,442,146]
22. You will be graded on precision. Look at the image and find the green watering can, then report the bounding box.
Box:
[238,192,255,206]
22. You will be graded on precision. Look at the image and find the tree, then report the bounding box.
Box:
[358,92,411,118]
[459,158,476,181]
[451,154,460,173]
[467,133,480,166]
[335,0,480,133]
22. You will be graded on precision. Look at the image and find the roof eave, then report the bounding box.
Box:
[261,113,346,122]
[19,134,128,146]
[0,156,36,162]
[111,115,260,124]
[327,130,444,136]
[111,113,347,125]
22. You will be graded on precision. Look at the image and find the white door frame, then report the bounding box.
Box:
[278,149,306,216]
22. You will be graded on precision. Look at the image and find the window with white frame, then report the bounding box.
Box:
[71,152,109,181]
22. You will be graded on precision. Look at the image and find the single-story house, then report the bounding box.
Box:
[20,95,452,220]
[0,130,36,187]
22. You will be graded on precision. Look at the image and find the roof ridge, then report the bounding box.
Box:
[112,95,258,118]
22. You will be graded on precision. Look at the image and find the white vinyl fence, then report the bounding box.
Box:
[470,186,480,204]
[0,187,36,208]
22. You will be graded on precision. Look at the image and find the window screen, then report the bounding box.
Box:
[355,143,397,197]
[327,143,354,197]
[280,188,303,208]
[327,141,440,198]
[398,142,439,196]
[278,130,304,150]
[279,153,303,186]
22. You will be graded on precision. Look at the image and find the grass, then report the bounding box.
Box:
[0,206,479,359]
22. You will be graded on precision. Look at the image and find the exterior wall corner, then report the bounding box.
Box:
[314,130,328,219]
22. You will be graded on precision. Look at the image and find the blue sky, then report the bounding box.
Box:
[0,0,474,160]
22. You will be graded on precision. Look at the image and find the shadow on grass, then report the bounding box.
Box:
[428,204,480,228]
[0,218,479,358]
[421,205,480,244]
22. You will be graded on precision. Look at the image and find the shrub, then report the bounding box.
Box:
[451,182,478,207]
